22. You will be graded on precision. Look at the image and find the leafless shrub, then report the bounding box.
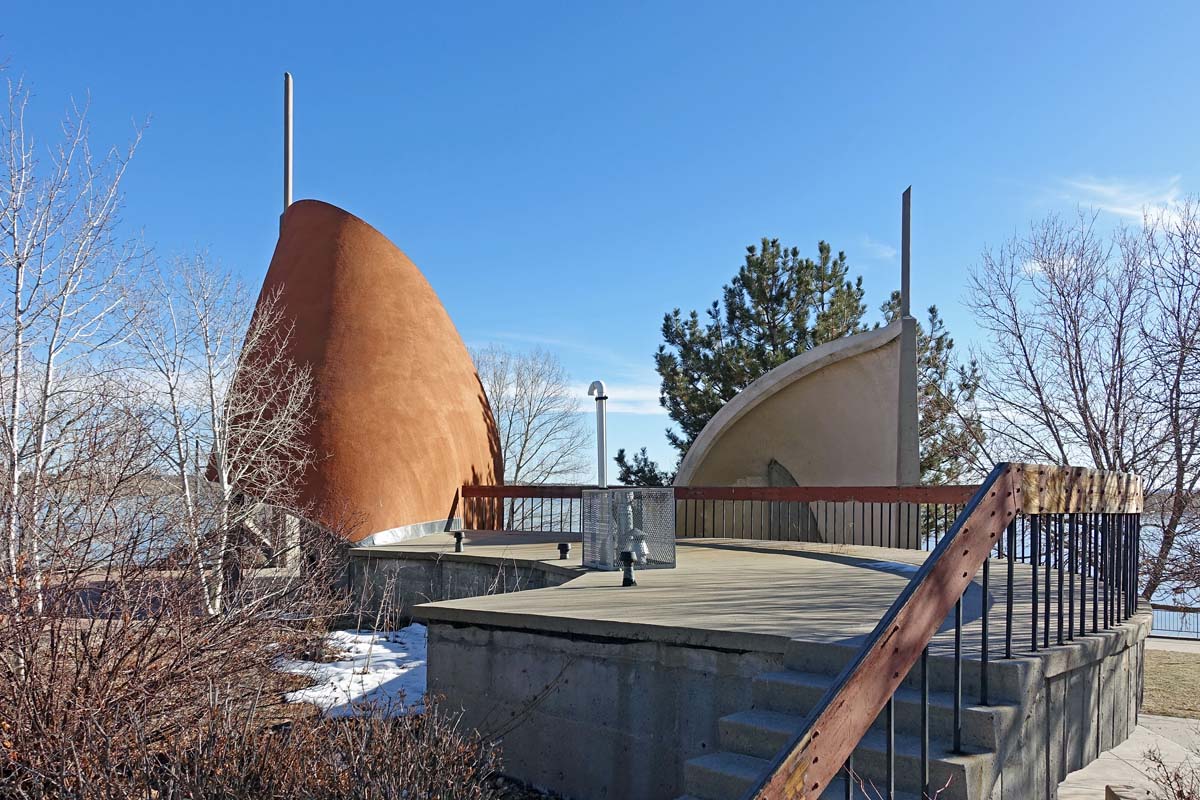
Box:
[4,694,503,800]
[1145,742,1200,800]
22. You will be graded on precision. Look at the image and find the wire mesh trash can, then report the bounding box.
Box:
[581,488,676,571]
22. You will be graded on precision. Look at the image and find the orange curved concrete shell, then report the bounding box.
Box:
[256,200,502,543]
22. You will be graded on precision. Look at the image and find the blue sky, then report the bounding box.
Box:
[4,2,1197,475]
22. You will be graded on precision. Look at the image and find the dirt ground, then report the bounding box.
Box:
[1144,647,1200,719]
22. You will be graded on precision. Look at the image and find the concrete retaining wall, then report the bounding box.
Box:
[425,609,1150,800]
[426,622,785,800]
[347,550,579,621]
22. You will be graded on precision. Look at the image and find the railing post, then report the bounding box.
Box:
[1044,514,1052,649]
[1032,515,1040,652]
[886,695,895,800]
[1068,513,1076,640]
[1057,514,1065,645]
[1005,518,1016,659]
[921,646,930,797]
[981,555,990,704]
[954,596,963,753]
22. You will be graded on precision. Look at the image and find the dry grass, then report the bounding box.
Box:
[1144,648,1200,719]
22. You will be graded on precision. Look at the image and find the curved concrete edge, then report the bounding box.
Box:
[356,517,463,547]
[675,321,904,484]
[347,545,586,580]
[415,604,793,656]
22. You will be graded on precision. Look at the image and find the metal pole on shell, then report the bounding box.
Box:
[588,381,609,489]
[896,185,920,486]
[283,72,293,226]
[901,185,911,318]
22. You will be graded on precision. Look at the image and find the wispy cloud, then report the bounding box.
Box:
[469,330,669,416]
[580,382,664,415]
[1055,175,1184,219]
[859,234,897,262]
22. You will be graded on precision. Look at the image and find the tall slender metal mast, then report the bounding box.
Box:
[901,185,912,318]
[283,72,293,223]
[897,185,920,485]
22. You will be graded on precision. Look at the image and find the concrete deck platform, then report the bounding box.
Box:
[389,534,1149,800]
[410,535,1112,660]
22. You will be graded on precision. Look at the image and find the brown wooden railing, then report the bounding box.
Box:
[746,463,1145,800]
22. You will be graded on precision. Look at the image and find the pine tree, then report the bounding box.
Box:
[613,447,675,487]
[617,241,984,487]
[654,238,867,457]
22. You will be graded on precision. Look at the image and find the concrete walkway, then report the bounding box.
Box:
[1057,714,1200,798]
[1146,636,1200,654]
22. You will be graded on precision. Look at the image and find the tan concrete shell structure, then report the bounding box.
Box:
[257,200,502,544]
[675,319,920,544]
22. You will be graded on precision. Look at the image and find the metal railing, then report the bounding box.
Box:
[461,484,591,533]
[673,485,978,549]
[1152,603,1200,639]
[463,483,981,551]
[745,463,1146,800]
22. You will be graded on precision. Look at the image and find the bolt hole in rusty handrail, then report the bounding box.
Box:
[743,463,1144,800]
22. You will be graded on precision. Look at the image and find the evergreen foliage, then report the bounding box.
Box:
[616,239,983,486]
[654,239,866,457]
[614,447,675,487]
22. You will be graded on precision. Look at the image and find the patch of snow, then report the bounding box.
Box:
[276,624,427,717]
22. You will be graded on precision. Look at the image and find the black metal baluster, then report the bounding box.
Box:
[954,596,963,753]
[845,754,854,800]
[921,646,930,796]
[1114,513,1121,622]
[921,647,931,796]
[1121,514,1129,620]
[1057,514,1065,645]
[1044,513,1052,649]
[1006,518,1016,658]
[1032,515,1040,651]
[887,695,895,800]
[1080,512,1088,635]
[1134,515,1142,615]
[1102,514,1111,628]
[1108,513,1118,623]
[981,554,990,704]
[1068,513,1076,640]
[1093,513,1100,631]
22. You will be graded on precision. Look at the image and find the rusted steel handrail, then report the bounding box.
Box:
[744,462,1145,800]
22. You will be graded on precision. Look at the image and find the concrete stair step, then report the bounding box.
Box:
[713,709,994,800]
[784,639,1033,704]
[682,751,771,800]
[750,669,1017,751]
[684,730,989,800]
